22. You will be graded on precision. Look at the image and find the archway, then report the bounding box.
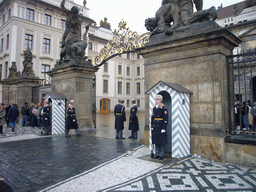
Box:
[100,98,110,114]
[158,91,172,153]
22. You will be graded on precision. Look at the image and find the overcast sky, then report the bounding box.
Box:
[74,0,243,33]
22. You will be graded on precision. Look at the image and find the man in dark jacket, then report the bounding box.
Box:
[21,102,29,126]
[114,99,126,139]
[151,95,168,160]
[7,104,19,132]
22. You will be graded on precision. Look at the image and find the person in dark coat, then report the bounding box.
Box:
[114,99,126,139]
[7,104,19,132]
[5,104,11,128]
[66,100,79,138]
[41,100,51,135]
[128,99,139,139]
[0,178,13,192]
[0,105,6,135]
[21,102,29,126]
[151,95,168,160]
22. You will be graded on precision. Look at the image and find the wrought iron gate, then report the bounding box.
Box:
[227,48,256,141]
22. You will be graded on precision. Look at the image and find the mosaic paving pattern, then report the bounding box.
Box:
[102,157,256,192]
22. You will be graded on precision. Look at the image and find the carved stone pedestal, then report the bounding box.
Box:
[138,21,241,162]
[1,77,40,122]
[48,63,98,128]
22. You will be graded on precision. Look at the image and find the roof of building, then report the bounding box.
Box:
[146,81,193,94]
[217,1,246,19]
[0,0,95,23]
[44,92,67,100]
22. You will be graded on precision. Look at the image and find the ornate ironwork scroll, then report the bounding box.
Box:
[94,20,150,67]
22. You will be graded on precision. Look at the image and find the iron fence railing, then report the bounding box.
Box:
[227,49,256,140]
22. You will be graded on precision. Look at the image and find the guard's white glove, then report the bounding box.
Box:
[151,127,154,131]
[161,129,166,133]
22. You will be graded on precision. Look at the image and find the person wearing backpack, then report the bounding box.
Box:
[250,102,256,132]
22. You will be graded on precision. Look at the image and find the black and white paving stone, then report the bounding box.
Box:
[43,146,256,192]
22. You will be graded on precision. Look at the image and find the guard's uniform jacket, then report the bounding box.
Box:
[129,105,139,131]
[114,104,126,130]
[151,103,168,145]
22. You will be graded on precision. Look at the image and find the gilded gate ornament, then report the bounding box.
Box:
[94,20,150,67]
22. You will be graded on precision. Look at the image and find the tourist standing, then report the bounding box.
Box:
[7,104,19,132]
[21,102,29,126]
[31,104,38,128]
[128,99,139,139]
[114,99,126,139]
[37,102,43,128]
[42,100,51,135]
[151,95,168,160]
[0,105,6,135]
[66,100,79,137]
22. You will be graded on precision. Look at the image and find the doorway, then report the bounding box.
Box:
[100,98,110,114]
[158,91,172,153]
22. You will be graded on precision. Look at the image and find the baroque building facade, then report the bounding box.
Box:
[215,1,256,103]
[0,0,145,112]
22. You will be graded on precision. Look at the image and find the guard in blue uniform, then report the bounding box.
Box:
[128,99,139,139]
[151,95,168,160]
[114,99,126,139]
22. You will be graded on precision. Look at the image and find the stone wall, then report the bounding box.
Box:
[49,65,97,128]
[138,21,243,163]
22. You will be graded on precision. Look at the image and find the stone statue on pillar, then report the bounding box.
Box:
[145,0,217,36]
[22,48,35,77]
[8,62,21,79]
[57,0,91,67]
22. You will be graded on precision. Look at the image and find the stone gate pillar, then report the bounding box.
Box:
[137,21,241,162]
[48,63,98,128]
[1,77,40,122]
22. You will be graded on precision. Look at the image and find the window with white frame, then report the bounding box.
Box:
[44,14,51,26]
[88,42,92,50]
[127,66,130,76]
[118,65,122,75]
[104,63,108,73]
[103,80,108,93]
[137,82,141,94]
[137,66,140,76]
[0,38,3,53]
[5,61,8,79]
[6,34,9,50]
[0,64,2,81]
[25,34,33,50]
[60,19,66,30]
[137,99,140,107]
[41,64,50,81]
[118,81,122,94]
[43,38,50,53]
[126,82,130,95]
[26,8,34,21]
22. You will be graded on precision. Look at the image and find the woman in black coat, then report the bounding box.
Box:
[128,99,139,139]
[66,100,79,138]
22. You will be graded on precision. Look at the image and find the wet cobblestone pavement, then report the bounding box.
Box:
[0,113,256,192]
[0,133,140,191]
